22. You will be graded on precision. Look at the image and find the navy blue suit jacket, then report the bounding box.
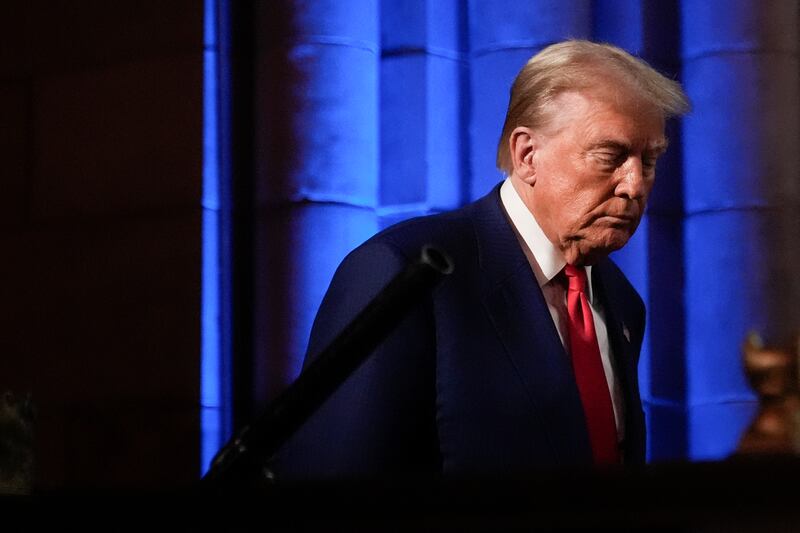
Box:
[273,184,646,479]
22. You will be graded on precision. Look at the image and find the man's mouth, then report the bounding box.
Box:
[600,214,635,222]
[595,214,637,229]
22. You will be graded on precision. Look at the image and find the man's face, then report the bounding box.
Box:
[513,85,667,265]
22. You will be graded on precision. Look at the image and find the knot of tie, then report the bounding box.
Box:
[564,264,587,293]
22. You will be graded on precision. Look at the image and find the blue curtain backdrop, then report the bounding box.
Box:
[204,0,800,466]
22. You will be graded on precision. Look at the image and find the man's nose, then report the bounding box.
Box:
[614,158,647,200]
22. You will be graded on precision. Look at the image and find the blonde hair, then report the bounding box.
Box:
[496,40,690,174]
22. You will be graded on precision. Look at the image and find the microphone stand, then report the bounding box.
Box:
[200,245,454,488]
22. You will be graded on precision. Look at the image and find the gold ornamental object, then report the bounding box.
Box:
[737,332,800,455]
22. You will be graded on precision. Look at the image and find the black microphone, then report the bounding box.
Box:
[201,245,454,488]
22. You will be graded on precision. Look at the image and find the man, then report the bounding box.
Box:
[273,40,689,479]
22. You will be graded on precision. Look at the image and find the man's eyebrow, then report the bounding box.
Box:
[650,138,669,154]
[587,140,630,152]
[588,138,670,154]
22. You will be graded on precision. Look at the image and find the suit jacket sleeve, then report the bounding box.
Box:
[271,239,441,480]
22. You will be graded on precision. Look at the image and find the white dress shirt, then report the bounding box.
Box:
[499,178,625,440]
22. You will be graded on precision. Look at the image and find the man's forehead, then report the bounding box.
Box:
[543,89,666,145]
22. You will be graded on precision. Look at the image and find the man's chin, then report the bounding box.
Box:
[574,232,632,264]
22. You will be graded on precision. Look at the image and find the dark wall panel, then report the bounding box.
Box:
[0,1,203,488]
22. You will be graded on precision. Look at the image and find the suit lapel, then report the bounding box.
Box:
[469,186,593,465]
[593,260,646,463]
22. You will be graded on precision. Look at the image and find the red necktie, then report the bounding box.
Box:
[564,264,620,465]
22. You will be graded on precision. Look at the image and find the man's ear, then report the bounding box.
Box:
[509,127,537,184]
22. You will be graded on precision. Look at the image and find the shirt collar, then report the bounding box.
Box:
[499,178,595,303]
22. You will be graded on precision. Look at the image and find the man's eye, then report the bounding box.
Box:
[597,153,622,166]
